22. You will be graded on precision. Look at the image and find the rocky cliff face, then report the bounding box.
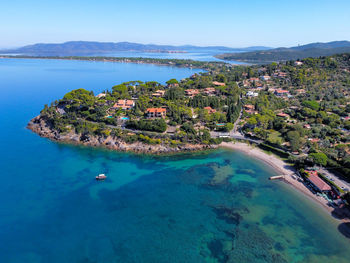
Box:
[27,115,217,154]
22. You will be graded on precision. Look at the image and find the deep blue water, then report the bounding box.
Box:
[0,58,349,263]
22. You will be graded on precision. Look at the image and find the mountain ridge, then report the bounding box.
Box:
[0,41,271,55]
[216,41,350,62]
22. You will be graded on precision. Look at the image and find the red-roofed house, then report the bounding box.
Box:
[204,106,216,114]
[203,87,216,96]
[146,108,167,118]
[152,90,166,97]
[244,105,258,115]
[309,138,320,143]
[274,89,290,97]
[276,112,289,118]
[212,81,226,86]
[185,89,200,97]
[244,104,255,110]
[305,171,332,192]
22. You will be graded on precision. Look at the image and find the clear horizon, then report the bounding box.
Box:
[1,0,350,48]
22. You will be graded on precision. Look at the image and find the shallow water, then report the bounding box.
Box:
[0,59,349,262]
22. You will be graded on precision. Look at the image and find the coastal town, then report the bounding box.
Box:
[29,54,350,221]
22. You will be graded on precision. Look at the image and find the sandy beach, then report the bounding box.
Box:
[220,141,350,223]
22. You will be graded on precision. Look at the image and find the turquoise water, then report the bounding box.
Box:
[0,58,349,262]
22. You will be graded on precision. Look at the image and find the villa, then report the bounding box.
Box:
[152,90,166,97]
[276,112,289,118]
[204,106,217,114]
[96,93,106,98]
[260,75,271,81]
[212,81,226,86]
[146,108,167,118]
[274,89,290,97]
[203,87,216,96]
[246,91,259,97]
[185,89,200,97]
[112,99,135,110]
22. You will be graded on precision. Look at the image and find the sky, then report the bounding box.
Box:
[1,0,350,48]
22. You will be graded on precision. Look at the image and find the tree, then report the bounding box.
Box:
[166,79,179,85]
[309,152,328,166]
[165,87,184,101]
[63,88,95,106]
[224,123,234,132]
[112,84,130,99]
[286,131,301,152]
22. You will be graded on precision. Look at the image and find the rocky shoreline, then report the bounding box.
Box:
[27,115,217,154]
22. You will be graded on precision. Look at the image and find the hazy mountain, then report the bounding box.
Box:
[216,41,350,62]
[0,41,271,55]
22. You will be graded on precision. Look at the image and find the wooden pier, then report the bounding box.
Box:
[269,175,285,180]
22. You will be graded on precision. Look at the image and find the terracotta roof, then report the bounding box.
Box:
[308,174,331,191]
[212,81,226,86]
[204,87,216,93]
[204,106,216,114]
[146,108,166,113]
[113,99,134,108]
[275,89,289,94]
[185,89,200,96]
[244,104,255,110]
[277,113,289,117]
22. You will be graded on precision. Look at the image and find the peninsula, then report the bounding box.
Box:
[28,54,350,216]
[0,55,226,69]
[216,40,350,63]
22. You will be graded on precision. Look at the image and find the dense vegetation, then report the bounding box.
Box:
[37,53,350,181]
[216,41,350,62]
[237,53,350,180]
[38,59,241,147]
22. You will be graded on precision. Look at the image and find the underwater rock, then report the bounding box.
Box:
[211,205,249,225]
[226,224,287,263]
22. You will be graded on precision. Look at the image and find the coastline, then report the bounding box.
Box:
[28,113,349,222]
[220,141,350,223]
[0,55,223,70]
[27,115,217,155]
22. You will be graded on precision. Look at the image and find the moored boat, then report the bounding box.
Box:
[96,174,107,180]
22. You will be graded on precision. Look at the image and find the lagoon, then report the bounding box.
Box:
[0,58,349,262]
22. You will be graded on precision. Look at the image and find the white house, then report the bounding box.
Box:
[246,91,259,97]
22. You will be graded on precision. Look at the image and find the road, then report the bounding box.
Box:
[318,167,350,191]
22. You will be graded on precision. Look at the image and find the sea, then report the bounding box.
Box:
[0,58,349,263]
[3,48,246,64]
[88,49,246,64]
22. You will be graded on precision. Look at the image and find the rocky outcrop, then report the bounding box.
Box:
[27,115,217,154]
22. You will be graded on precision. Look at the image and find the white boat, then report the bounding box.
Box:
[96,174,107,180]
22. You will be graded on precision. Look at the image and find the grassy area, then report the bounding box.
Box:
[267,130,283,145]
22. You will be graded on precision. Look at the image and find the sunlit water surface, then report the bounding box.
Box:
[0,58,349,263]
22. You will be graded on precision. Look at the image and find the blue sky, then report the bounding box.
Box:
[1,0,350,48]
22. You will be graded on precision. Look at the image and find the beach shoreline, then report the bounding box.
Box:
[220,141,350,223]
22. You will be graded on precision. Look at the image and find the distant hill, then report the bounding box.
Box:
[0,41,271,56]
[216,41,350,62]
